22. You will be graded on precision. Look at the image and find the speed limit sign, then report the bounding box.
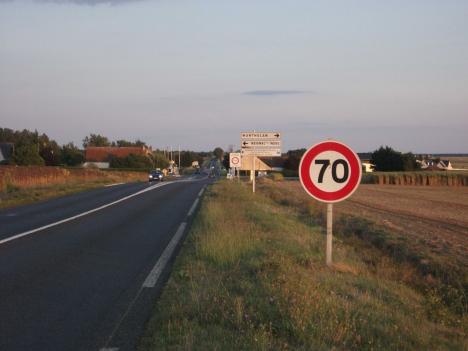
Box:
[299,140,361,266]
[299,140,361,203]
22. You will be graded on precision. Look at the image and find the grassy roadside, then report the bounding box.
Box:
[0,180,127,209]
[139,180,466,350]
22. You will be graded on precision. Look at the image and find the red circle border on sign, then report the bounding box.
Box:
[299,141,361,203]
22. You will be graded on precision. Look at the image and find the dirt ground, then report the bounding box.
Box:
[277,182,468,268]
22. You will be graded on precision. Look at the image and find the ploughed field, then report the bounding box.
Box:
[336,185,468,267]
[276,182,468,268]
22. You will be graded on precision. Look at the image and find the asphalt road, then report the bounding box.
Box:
[0,175,211,351]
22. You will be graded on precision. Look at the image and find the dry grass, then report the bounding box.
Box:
[0,166,146,208]
[139,181,466,351]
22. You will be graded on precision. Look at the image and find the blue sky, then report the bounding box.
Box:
[1,0,467,152]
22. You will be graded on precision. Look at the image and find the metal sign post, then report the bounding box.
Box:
[326,203,333,266]
[252,156,256,193]
[299,140,362,267]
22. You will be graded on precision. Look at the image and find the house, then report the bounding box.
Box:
[418,159,453,171]
[84,146,152,168]
[239,155,273,180]
[437,160,453,170]
[0,143,14,164]
[361,161,375,173]
[260,157,287,172]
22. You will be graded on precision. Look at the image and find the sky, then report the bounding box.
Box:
[1,0,467,153]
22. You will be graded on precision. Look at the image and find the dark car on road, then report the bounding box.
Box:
[148,170,164,182]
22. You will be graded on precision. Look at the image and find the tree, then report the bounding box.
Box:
[213,147,224,161]
[153,152,170,169]
[371,146,419,172]
[61,143,84,166]
[13,144,44,166]
[82,134,111,148]
[283,149,306,171]
[109,154,153,169]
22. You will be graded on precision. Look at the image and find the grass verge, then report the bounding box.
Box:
[139,180,466,350]
[0,180,125,209]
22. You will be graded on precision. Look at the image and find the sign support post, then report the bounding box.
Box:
[326,203,333,266]
[252,156,256,193]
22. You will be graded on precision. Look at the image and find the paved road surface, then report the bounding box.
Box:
[0,176,211,351]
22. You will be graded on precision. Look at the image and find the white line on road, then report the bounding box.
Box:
[0,182,171,246]
[198,185,206,197]
[187,198,200,217]
[142,222,187,288]
[100,348,119,351]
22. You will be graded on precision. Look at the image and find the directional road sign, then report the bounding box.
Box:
[240,131,282,157]
[241,140,281,148]
[299,140,361,203]
[229,153,242,168]
[241,132,281,140]
[241,149,281,157]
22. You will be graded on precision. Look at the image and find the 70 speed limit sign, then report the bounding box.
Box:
[299,140,362,203]
[299,140,362,266]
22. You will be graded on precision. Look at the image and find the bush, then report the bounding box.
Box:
[269,172,284,181]
[109,154,153,169]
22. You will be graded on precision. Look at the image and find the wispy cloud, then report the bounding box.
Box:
[243,90,310,97]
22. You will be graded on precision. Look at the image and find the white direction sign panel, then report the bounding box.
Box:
[241,132,281,140]
[229,153,242,168]
[241,149,281,157]
[240,131,282,156]
[241,140,281,148]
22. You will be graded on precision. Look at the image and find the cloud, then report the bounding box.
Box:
[243,90,310,97]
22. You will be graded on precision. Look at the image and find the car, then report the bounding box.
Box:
[148,170,164,182]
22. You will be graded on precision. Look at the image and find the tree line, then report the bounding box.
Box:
[0,128,215,169]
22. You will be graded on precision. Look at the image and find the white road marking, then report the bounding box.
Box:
[187,198,199,217]
[0,182,171,246]
[104,183,124,187]
[198,185,207,197]
[142,222,187,288]
[100,348,119,351]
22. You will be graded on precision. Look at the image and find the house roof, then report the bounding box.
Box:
[0,143,14,163]
[85,146,151,162]
[259,157,287,168]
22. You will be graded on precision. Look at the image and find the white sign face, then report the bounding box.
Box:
[241,149,281,157]
[241,132,281,140]
[229,153,242,168]
[309,150,350,192]
[299,140,362,203]
[241,140,281,148]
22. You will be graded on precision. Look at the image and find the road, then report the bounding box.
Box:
[0,176,211,351]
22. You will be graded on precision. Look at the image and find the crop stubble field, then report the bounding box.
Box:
[277,182,468,267]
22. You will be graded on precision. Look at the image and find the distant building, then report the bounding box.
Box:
[418,159,453,171]
[437,160,453,170]
[0,143,14,164]
[84,146,152,168]
[260,157,286,172]
[361,161,375,173]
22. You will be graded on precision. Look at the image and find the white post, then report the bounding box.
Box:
[252,156,256,193]
[326,203,333,266]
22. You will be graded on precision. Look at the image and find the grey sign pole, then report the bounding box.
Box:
[252,156,256,193]
[326,203,333,266]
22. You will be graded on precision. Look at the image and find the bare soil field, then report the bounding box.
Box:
[447,156,468,170]
[274,182,468,268]
[336,185,468,266]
